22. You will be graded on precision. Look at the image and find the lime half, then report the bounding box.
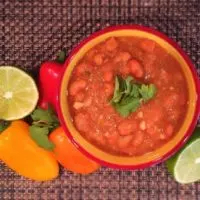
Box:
[166,127,200,184]
[0,66,39,120]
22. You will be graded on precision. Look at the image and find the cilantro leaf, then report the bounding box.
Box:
[111,76,134,103]
[148,84,157,98]
[138,84,149,101]
[111,76,124,103]
[31,107,59,125]
[114,97,140,117]
[124,76,133,96]
[29,125,55,150]
[130,84,140,98]
[29,106,60,151]
[139,84,157,102]
[110,75,157,117]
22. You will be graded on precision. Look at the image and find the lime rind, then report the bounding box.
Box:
[166,127,200,184]
[174,138,200,184]
[0,66,39,120]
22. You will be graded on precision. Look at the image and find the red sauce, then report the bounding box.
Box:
[68,37,188,156]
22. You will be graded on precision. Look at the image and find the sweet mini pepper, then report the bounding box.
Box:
[49,127,100,174]
[38,50,66,111]
[0,120,59,181]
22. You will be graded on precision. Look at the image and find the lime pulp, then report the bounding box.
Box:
[0,66,39,120]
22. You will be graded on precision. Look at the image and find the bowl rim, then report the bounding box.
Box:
[57,25,200,169]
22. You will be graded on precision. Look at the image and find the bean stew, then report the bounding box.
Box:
[67,37,188,156]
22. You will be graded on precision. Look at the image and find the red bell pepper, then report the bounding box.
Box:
[38,50,66,111]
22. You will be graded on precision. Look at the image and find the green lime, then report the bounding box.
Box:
[0,66,39,120]
[166,127,200,184]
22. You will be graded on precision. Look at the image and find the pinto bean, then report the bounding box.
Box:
[114,51,131,63]
[140,39,156,53]
[145,107,163,124]
[94,53,104,65]
[104,83,114,97]
[103,71,113,82]
[137,111,144,118]
[164,93,179,110]
[73,96,92,110]
[105,37,118,51]
[118,121,137,136]
[160,69,170,84]
[146,126,159,137]
[146,126,155,136]
[160,133,166,140]
[101,62,114,73]
[74,113,90,133]
[160,125,174,140]
[168,110,180,121]
[69,79,87,96]
[139,121,146,130]
[86,49,96,60]
[127,59,144,78]
[74,92,85,102]
[166,124,174,137]
[94,134,106,146]
[132,132,144,147]
[118,135,133,149]
[75,63,87,75]
[75,62,93,76]
[143,54,156,75]
[83,96,92,107]
[106,132,119,146]
[73,102,84,110]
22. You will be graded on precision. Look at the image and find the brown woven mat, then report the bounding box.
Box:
[0,0,200,199]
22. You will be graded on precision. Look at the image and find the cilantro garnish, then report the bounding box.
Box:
[29,106,60,151]
[110,76,157,117]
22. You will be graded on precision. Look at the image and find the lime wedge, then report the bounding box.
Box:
[0,66,39,120]
[166,127,200,184]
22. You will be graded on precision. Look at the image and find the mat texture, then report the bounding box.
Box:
[0,0,200,199]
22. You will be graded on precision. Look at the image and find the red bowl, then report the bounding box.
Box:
[57,25,200,169]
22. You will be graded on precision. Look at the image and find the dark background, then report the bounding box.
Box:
[0,0,200,199]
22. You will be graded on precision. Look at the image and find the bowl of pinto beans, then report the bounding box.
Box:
[56,25,200,169]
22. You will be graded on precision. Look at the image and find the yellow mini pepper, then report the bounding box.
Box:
[0,120,59,181]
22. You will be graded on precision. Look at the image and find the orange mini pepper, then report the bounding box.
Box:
[49,127,100,174]
[0,120,59,181]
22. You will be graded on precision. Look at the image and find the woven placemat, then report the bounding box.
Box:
[0,0,200,199]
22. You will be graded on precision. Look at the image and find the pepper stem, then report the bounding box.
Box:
[56,48,67,64]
